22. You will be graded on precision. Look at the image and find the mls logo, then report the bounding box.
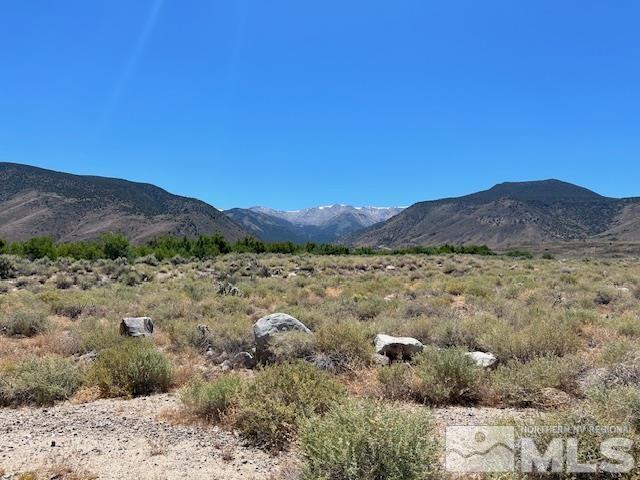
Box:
[446,426,516,472]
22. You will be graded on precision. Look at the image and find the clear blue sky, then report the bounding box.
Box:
[1,1,639,209]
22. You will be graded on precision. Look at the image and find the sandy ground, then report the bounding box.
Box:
[0,394,536,480]
[0,394,292,480]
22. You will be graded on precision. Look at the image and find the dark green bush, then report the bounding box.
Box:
[101,232,131,260]
[0,255,16,279]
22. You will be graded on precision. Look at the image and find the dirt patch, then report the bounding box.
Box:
[0,394,291,480]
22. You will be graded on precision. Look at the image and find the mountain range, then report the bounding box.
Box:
[224,205,404,243]
[346,180,640,248]
[0,163,248,243]
[1,162,639,249]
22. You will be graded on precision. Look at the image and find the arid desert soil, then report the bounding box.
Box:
[0,393,535,480]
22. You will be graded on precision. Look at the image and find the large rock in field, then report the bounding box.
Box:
[120,317,154,337]
[465,351,498,368]
[254,313,312,362]
[374,334,424,360]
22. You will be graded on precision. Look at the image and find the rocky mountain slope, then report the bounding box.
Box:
[226,205,404,243]
[0,163,249,243]
[346,180,640,248]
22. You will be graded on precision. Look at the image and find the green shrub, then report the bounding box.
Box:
[0,357,83,406]
[378,363,414,401]
[314,322,373,370]
[101,232,131,260]
[300,399,440,480]
[0,308,50,337]
[480,316,580,362]
[490,355,580,407]
[71,317,121,354]
[54,275,73,289]
[266,331,316,364]
[0,255,16,279]
[88,339,173,397]
[445,280,465,296]
[413,347,481,405]
[181,375,245,422]
[234,361,345,450]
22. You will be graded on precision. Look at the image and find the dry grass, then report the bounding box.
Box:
[2,252,640,472]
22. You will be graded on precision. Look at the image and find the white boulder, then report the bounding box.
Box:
[374,334,424,360]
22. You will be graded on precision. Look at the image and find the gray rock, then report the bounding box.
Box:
[229,352,256,369]
[78,350,99,364]
[465,351,498,368]
[374,334,424,360]
[254,313,312,362]
[371,353,391,366]
[120,317,154,337]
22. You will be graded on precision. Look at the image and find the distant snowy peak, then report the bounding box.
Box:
[225,204,406,244]
[249,204,405,227]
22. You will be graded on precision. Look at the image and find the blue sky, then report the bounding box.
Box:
[1,1,639,209]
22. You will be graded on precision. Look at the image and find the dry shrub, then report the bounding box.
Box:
[480,316,580,362]
[300,398,440,480]
[87,339,173,397]
[489,355,581,407]
[233,361,345,450]
[412,346,482,405]
[378,363,413,401]
[314,321,374,370]
[0,356,83,406]
[181,374,245,422]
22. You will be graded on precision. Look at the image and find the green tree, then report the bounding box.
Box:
[100,232,131,260]
[22,237,57,259]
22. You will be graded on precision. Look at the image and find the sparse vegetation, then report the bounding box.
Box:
[1,249,640,476]
[0,357,83,406]
[181,374,245,422]
[87,340,174,397]
[413,346,482,405]
[233,361,345,450]
[300,399,440,480]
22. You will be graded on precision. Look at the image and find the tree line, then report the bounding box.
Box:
[0,234,494,261]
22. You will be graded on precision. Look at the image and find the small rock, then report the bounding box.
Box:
[229,352,255,369]
[465,351,498,368]
[120,317,154,337]
[374,334,424,360]
[78,350,98,364]
[254,313,312,362]
[371,353,390,366]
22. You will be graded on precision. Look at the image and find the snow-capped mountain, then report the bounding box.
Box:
[224,204,405,243]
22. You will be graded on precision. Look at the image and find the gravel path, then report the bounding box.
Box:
[0,394,536,479]
[0,394,290,480]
